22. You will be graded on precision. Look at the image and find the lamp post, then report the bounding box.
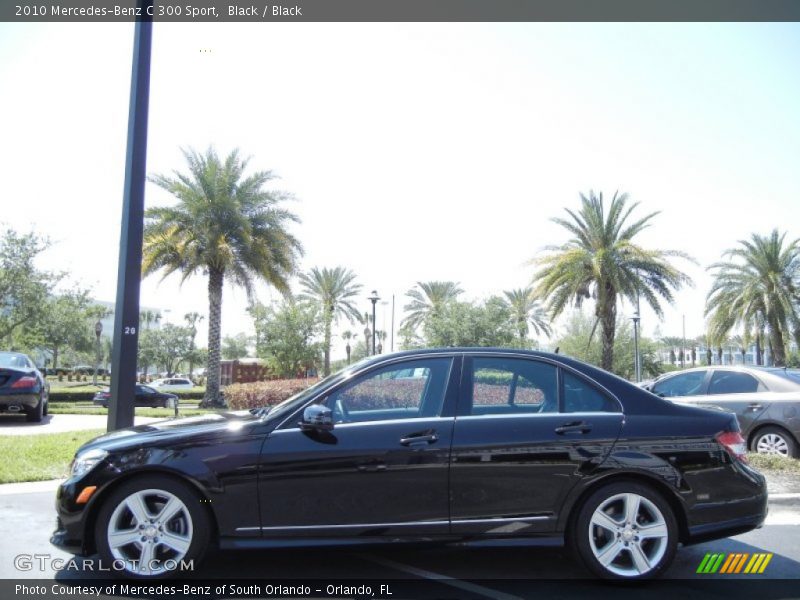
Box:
[632,290,641,382]
[368,290,380,355]
[93,320,103,386]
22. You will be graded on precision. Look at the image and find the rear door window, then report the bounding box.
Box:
[708,371,761,394]
[651,371,706,397]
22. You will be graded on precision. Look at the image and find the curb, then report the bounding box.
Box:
[769,493,800,508]
[0,479,63,495]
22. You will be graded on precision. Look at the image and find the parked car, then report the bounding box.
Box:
[92,385,178,409]
[53,348,766,580]
[642,366,800,458]
[148,377,193,392]
[0,351,49,422]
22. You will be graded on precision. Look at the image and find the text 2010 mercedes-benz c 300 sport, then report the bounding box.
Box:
[52,349,767,580]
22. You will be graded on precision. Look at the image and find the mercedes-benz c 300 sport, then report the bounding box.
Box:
[52,349,767,580]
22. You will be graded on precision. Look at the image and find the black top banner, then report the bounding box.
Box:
[4,0,800,23]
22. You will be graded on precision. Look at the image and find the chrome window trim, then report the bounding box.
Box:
[454,411,623,420]
[271,415,455,433]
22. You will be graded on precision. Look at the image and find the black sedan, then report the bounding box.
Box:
[53,349,766,580]
[0,351,49,422]
[93,385,178,409]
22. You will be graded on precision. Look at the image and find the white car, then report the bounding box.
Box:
[148,377,193,391]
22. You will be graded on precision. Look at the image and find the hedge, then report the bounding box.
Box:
[49,389,205,403]
[225,379,319,410]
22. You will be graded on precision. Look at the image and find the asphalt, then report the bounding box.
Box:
[0,414,160,435]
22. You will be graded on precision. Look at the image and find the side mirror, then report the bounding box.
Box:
[300,404,334,432]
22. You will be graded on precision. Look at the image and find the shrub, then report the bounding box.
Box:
[225,378,318,410]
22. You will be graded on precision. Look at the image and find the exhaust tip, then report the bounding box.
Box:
[7,405,22,413]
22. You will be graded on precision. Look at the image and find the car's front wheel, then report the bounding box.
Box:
[752,426,798,458]
[572,482,678,580]
[94,475,210,578]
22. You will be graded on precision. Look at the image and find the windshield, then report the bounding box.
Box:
[0,352,28,368]
[256,358,373,420]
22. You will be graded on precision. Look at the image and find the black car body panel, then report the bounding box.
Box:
[52,348,767,558]
[0,351,48,415]
[92,385,178,408]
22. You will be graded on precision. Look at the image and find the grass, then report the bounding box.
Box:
[0,430,105,484]
[747,453,800,475]
[46,405,213,417]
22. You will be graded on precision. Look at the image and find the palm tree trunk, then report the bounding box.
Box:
[598,289,617,371]
[323,311,332,377]
[755,334,762,366]
[202,268,224,408]
[769,321,786,367]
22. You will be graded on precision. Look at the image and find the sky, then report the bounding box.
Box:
[1,22,799,358]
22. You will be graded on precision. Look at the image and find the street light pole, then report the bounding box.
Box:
[93,320,103,387]
[368,291,380,355]
[632,294,641,382]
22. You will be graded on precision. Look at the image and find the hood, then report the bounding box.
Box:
[79,410,263,453]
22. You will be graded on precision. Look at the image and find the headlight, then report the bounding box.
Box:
[70,448,108,478]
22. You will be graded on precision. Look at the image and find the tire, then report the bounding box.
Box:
[26,396,44,422]
[94,475,210,578]
[571,481,678,580]
[43,396,48,417]
[752,426,798,458]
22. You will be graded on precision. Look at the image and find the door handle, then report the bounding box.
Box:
[555,421,592,435]
[747,403,763,411]
[400,432,438,446]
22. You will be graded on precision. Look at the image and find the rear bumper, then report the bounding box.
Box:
[684,463,768,545]
[0,393,39,410]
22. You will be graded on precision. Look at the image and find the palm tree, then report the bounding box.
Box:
[143,147,302,407]
[342,331,353,364]
[402,281,463,331]
[138,310,161,379]
[706,230,800,367]
[298,267,362,376]
[184,312,204,379]
[502,287,551,346]
[531,191,693,371]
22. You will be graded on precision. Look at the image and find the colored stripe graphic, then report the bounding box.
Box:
[699,552,773,575]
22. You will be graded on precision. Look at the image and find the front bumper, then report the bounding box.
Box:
[51,473,110,556]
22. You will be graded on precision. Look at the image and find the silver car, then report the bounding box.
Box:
[643,366,800,458]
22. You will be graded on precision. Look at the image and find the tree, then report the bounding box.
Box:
[138,324,194,377]
[222,333,251,360]
[558,311,662,380]
[253,299,321,378]
[137,310,162,378]
[144,147,302,407]
[33,290,92,370]
[297,266,362,376]
[0,229,60,346]
[706,230,800,367]
[531,191,693,371]
[502,287,552,348]
[423,297,516,348]
[402,281,463,332]
[184,312,204,377]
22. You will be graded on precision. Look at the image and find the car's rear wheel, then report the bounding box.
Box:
[26,396,44,422]
[572,482,678,579]
[95,475,210,578]
[752,426,798,458]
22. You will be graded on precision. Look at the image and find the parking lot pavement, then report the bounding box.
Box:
[0,414,160,435]
[1,488,798,590]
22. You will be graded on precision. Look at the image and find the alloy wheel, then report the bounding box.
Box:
[106,488,193,576]
[588,492,669,577]
[756,432,790,457]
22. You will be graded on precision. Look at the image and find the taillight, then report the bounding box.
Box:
[717,431,748,463]
[11,376,37,389]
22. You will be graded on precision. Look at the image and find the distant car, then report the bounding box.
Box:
[0,351,49,422]
[93,385,178,409]
[149,377,193,391]
[643,366,800,457]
